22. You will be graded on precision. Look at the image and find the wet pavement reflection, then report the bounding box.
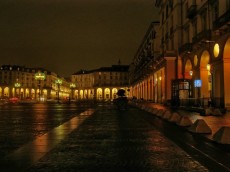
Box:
[28,104,209,172]
[1,108,95,171]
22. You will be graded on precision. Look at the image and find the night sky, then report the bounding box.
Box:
[0,0,158,77]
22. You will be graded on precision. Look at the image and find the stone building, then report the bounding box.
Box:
[0,65,70,101]
[129,0,230,109]
[71,64,129,101]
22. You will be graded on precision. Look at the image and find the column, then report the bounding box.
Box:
[164,57,176,102]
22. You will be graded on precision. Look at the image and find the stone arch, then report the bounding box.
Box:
[97,88,102,100]
[74,90,79,99]
[43,89,47,99]
[20,88,24,99]
[184,59,193,79]
[31,89,35,99]
[0,87,2,97]
[112,88,118,99]
[3,87,9,97]
[200,50,210,98]
[84,89,88,99]
[25,88,30,98]
[79,90,83,99]
[223,37,230,107]
[104,88,110,100]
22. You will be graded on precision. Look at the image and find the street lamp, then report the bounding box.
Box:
[14,81,21,99]
[55,78,62,103]
[34,71,46,101]
[70,83,76,100]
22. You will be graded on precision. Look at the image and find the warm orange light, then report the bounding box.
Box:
[213,43,220,58]
[207,64,211,71]
[194,55,198,66]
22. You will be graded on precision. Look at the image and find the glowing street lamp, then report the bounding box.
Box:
[14,82,21,88]
[34,71,46,101]
[14,81,21,98]
[70,83,76,100]
[55,78,62,103]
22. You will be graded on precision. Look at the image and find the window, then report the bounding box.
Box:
[212,2,219,21]
[192,19,197,35]
[166,5,169,18]
[201,10,207,31]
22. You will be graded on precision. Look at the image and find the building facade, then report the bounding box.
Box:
[0,65,71,101]
[71,64,130,101]
[129,0,230,109]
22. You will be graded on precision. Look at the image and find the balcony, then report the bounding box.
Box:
[192,30,212,45]
[178,43,192,54]
[187,5,197,19]
[213,9,230,31]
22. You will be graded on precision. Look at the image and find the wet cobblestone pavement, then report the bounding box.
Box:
[0,104,87,159]
[29,104,208,172]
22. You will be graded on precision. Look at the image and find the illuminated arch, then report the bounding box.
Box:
[3,87,9,97]
[0,87,2,97]
[184,59,193,79]
[31,89,35,99]
[43,89,47,98]
[84,89,88,99]
[74,90,79,99]
[80,90,83,99]
[20,88,24,99]
[200,50,210,68]
[112,88,118,99]
[223,37,230,107]
[223,38,230,58]
[25,88,30,98]
[200,50,210,98]
[97,88,102,100]
[88,89,93,99]
[104,88,110,100]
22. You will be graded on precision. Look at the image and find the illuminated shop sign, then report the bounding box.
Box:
[194,80,202,87]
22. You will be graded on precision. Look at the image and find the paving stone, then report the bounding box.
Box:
[29,105,208,172]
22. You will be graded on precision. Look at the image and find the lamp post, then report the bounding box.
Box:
[70,83,76,100]
[55,79,62,103]
[14,81,21,99]
[34,71,46,101]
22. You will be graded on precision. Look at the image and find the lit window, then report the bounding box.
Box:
[213,43,219,58]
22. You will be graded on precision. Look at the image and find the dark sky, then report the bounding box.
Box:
[0,0,158,77]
